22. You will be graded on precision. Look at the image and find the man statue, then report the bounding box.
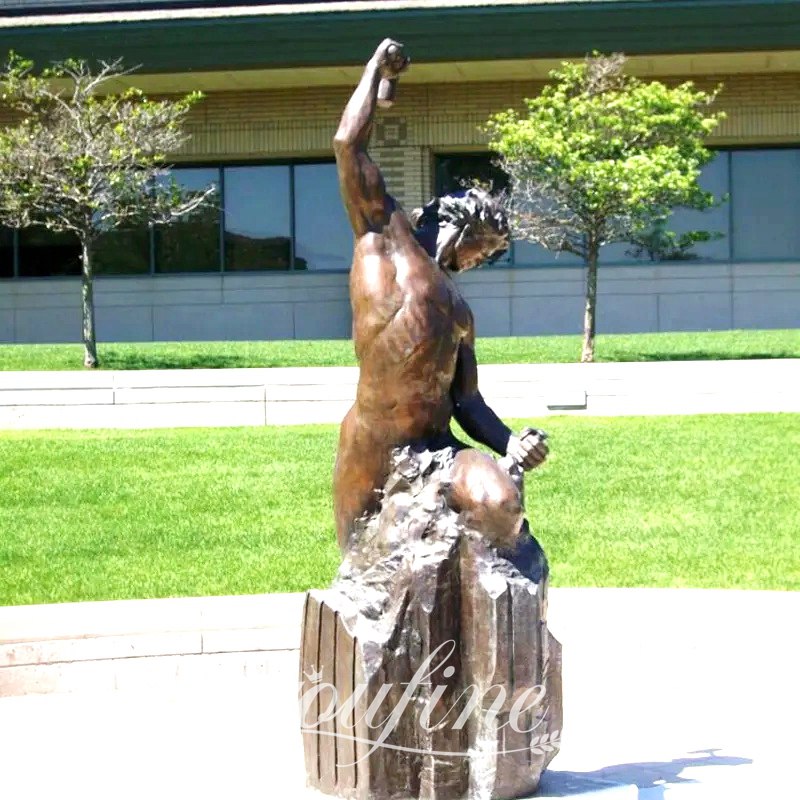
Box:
[333,38,549,557]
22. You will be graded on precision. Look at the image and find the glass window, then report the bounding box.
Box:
[224,165,291,271]
[513,238,584,267]
[731,149,800,261]
[294,163,352,271]
[0,229,13,279]
[435,153,510,196]
[18,227,81,278]
[155,167,220,273]
[665,151,730,262]
[610,152,730,264]
[436,152,580,267]
[94,226,151,275]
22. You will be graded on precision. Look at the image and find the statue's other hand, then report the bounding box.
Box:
[506,428,549,471]
[371,38,410,78]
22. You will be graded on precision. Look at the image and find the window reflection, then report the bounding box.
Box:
[602,152,730,264]
[294,163,352,271]
[663,152,730,262]
[435,153,510,196]
[18,227,81,278]
[155,167,220,273]
[732,149,800,261]
[224,165,292,271]
[512,238,583,267]
[435,151,737,267]
[4,148,794,279]
[0,229,13,279]
[95,226,150,275]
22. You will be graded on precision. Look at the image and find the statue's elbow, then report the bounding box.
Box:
[333,131,352,154]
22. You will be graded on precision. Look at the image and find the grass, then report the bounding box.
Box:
[0,414,797,605]
[0,329,798,371]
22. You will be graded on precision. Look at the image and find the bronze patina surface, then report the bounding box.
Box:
[332,39,548,554]
[300,40,562,800]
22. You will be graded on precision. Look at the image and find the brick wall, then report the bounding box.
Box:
[177,72,800,209]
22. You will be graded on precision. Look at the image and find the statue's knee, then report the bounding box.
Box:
[451,450,520,508]
[449,451,523,548]
[482,485,524,548]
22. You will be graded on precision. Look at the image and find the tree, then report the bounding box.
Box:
[0,54,215,367]
[624,217,723,262]
[486,53,724,362]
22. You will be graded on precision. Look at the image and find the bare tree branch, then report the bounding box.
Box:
[0,53,213,367]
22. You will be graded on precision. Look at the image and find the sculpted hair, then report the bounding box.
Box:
[411,188,510,269]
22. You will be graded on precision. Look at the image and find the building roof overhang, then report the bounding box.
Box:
[1,0,800,86]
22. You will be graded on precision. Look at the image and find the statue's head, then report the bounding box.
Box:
[411,188,510,272]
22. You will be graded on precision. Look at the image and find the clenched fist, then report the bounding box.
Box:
[370,38,410,79]
[506,427,548,471]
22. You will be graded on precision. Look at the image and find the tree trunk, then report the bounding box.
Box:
[80,236,99,369]
[580,242,599,363]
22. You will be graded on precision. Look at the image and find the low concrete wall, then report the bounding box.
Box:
[0,593,303,697]
[2,589,797,702]
[0,360,797,429]
[1,261,798,344]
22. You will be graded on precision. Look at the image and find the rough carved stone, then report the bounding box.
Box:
[300,446,562,799]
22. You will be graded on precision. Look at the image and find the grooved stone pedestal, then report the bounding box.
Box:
[299,446,562,800]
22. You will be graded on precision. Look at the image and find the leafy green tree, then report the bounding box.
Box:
[0,54,215,367]
[487,53,724,362]
[625,217,723,262]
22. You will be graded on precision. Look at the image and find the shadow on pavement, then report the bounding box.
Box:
[543,748,752,798]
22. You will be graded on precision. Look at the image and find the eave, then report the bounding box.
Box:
[1,1,800,79]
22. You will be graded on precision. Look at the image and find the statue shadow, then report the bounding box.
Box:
[541,748,752,799]
[614,351,793,362]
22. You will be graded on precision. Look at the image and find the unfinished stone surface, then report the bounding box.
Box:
[300,445,562,800]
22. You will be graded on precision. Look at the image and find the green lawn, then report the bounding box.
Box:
[0,329,798,371]
[1,414,797,605]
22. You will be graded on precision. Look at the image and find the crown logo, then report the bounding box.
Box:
[304,667,324,683]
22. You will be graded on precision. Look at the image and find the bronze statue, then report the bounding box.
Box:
[300,42,563,799]
[333,39,549,554]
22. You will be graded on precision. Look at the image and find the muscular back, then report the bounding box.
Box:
[332,42,471,440]
[349,200,472,439]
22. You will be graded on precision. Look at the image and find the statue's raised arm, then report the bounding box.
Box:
[333,39,409,236]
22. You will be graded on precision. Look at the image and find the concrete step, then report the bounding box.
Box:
[0,593,306,697]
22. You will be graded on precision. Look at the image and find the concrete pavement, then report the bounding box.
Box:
[0,359,798,429]
[1,356,797,796]
[1,588,797,799]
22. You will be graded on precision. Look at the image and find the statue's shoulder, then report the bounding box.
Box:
[351,234,395,299]
[354,230,387,256]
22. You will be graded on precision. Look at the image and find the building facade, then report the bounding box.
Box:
[1,0,799,343]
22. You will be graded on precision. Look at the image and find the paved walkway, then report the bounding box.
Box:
[1,588,797,799]
[0,359,798,429]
